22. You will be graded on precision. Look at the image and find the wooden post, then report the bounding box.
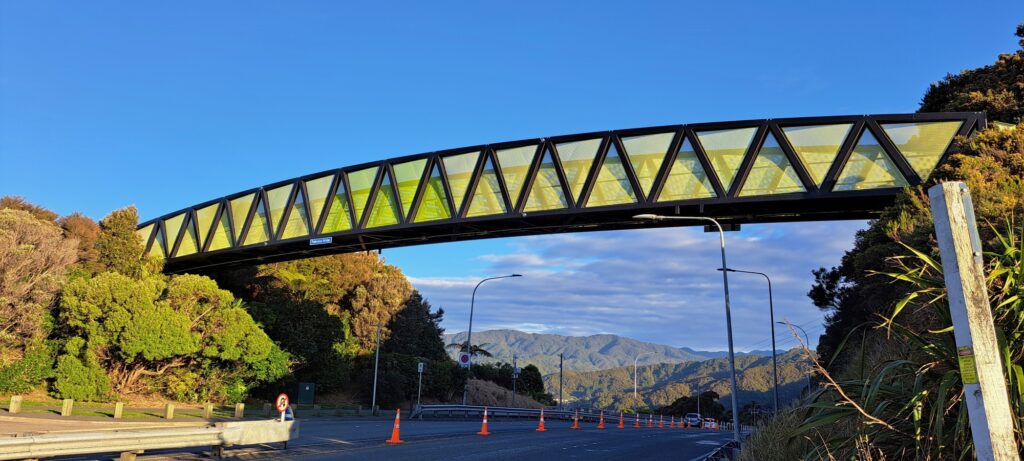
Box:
[61,399,73,417]
[262,402,271,417]
[9,396,21,414]
[233,403,245,419]
[163,403,175,420]
[929,182,1020,461]
[113,402,124,419]
[203,403,214,419]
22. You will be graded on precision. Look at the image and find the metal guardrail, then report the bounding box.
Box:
[411,405,608,421]
[0,419,298,460]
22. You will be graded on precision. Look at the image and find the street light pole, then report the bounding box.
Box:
[559,352,564,410]
[633,214,741,445]
[371,321,381,413]
[512,354,517,407]
[633,352,652,414]
[778,321,812,391]
[722,268,779,415]
[462,274,523,405]
[695,380,701,422]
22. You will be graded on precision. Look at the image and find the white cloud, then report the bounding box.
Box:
[408,221,866,351]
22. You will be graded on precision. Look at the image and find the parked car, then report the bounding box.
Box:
[684,413,702,427]
[703,418,717,429]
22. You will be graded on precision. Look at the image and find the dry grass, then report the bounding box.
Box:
[465,379,544,408]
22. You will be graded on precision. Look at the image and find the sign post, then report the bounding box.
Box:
[416,362,425,408]
[929,182,1019,461]
[458,352,471,369]
[275,393,289,423]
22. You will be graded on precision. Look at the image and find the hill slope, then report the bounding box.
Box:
[444,329,713,375]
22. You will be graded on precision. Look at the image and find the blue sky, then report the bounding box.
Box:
[2,1,1021,350]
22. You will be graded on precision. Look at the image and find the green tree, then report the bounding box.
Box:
[383,290,447,361]
[95,207,144,278]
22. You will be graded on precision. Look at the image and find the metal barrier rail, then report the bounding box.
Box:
[0,419,298,460]
[411,405,681,424]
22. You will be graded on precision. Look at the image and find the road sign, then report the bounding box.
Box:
[275,393,290,413]
[417,362,425,373]
[458,352,471,368]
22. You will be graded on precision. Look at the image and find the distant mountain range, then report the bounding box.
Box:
[444,329,778,376]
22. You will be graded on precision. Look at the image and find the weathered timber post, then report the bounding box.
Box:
[929,182,1019,461]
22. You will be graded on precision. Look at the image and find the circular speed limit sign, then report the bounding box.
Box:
[275,393,289,413]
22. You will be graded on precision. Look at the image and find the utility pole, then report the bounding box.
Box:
[371,321,381,414]
[512,355,518,407]
[559,353,564,410]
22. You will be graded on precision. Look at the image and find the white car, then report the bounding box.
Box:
[684,413,702,427]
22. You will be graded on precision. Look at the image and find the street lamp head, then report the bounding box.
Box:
[716,268,736,272]
[632,214,662,221]
[511,274,523,277]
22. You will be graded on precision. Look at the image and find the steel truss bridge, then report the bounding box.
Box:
[137,112,986,273]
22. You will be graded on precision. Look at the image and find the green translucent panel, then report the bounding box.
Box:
[697,127,757,191]
[243,197,271,245]
[392,159,427,218]
[207,209,233,252]
[781,124,852,186]
[281,189,311,239]
[442,152,479,213]
[523,150,569,212]
[834,131,909,191]
[656,140,716,202]
[135,224,154,249]
[622,133,673,197]
[229,193,255,242]
[195,204,219,248]
[148,226,166,259]
[413,163,452,223]
[163,213,186,252]
[265,184,293,236]
[304,175,334,231]
[495,145,536,207]
[585,145,636,207]
[739,134,806,197]
[555,138,601,202]
[347,167,379,226]
[175,216,199,257]
[322,181,353,233]
[366,170,401,228]
[466,157,508,217]
[881,121,961,179]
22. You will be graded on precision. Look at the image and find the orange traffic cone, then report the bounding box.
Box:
[670,416,676,429]
[571,409,580,430]
[658,415,664,429]
[648,414,654,428]
[597,411,605,429]
[385,408,404,444]
[536,408,547,432]
[634,413,641,428]
[477,407,491,436]
[617,412,624,429]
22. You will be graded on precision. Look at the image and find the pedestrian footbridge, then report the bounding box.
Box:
[137,113,985,273]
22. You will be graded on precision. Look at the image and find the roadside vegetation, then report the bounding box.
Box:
[741,24,1024,460]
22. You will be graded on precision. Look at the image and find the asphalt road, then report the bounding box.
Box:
[52,417,734,460]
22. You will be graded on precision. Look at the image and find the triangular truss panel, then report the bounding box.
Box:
[523,148,569,212]
[584,142,637,208]
[555,138,601,203]
[656,137,716,202]
[881,121,962,179]
[622,132,674,199]
[466,155,508,217]
[139,113,985,272]
[833,128,909,191]
[738,133,806,197]
[494,144,538,210]
[412,161,453,223]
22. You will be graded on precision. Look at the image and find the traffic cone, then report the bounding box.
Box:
[647,414,653,428]
[477,407,491,436]
[385,408,404,444]
[670,416,676,429]
[658,415,664,429]
[617,412,624,429]
[571,409,580,430]
[597,411,605,429]
[536,408,547,432]
[634,413,641,428]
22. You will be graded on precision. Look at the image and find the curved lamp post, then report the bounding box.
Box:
[633,352,653,413]
[721,268,779,415]
[462,274,523,405]
[633,214,741,446]
[778,321,813,391]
